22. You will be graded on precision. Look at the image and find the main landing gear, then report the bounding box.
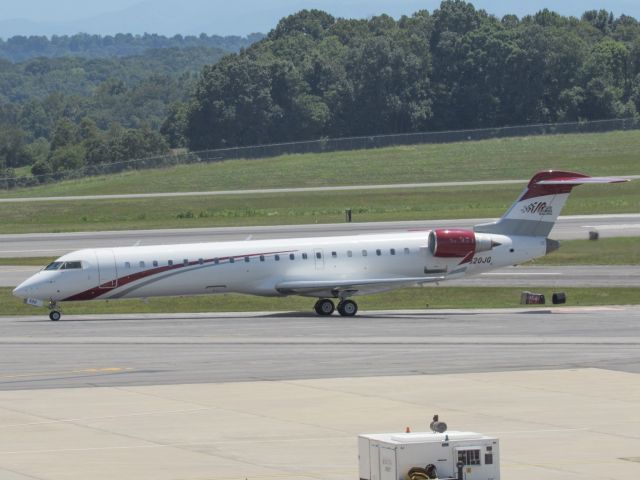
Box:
[314,299,358,317]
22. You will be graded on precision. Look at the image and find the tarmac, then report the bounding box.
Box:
[0,307,639,479]
[0,369,638,480]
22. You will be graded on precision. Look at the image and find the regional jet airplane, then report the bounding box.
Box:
[13,171,629,320]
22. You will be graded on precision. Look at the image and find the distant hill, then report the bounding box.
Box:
[0,33,264,62]
[0,0,639,37]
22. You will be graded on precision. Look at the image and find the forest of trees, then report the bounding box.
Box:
[0,32,264,62]
[3,1,640,187]
[0,34,262,185]
[182,2,640,150]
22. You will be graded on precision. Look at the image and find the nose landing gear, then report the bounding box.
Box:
[48,301,61,321]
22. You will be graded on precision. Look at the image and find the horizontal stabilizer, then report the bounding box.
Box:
[536,176,630,185]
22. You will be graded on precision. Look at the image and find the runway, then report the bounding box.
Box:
[0,213,639,257]
[0,179,528,202]
[2,176,639,203]
[1,306,638,391]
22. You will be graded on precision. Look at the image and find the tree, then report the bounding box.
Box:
[0,126,33,168]
[269,10,335,41]
[161,102,190,148]
[49,144,86,172]
[50,118,77,151]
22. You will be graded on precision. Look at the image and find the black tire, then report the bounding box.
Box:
[337,300,358,317]
[314,299,335,316]
[49,311,61,321]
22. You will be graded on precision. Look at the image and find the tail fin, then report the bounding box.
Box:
[474,170,629,237]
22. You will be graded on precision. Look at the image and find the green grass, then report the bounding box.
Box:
[2,130,640,197]
[0,257,55,266]
[0,180,637,233]
[530,237,640,265]
[2,287,638,316]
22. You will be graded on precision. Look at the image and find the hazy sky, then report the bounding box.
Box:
[1,0,639,37]
[0,0,141,22]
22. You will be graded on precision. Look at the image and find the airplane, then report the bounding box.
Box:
[12,170,630,321]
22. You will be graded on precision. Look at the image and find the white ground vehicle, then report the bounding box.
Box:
[358,429,499,480]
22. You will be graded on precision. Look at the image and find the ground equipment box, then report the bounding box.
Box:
[358,430,499,480]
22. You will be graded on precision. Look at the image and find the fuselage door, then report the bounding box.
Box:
[314,249,324,270]
[95,249,118,288]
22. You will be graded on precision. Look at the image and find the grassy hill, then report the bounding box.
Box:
[0,130,638,234]
[3,130,640,197]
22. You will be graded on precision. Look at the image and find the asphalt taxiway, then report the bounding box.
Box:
[1,306,638,391]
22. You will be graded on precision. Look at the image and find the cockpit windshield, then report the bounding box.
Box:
[61,261,82,269]
[44,261,82,271]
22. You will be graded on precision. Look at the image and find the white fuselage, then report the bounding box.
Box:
[13,230,547,303]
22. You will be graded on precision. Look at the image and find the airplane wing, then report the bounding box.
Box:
[276,276,445,297]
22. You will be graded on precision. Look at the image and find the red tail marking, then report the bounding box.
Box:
[520,171,589,201]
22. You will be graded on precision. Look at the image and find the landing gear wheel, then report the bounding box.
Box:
[314,299,335,316]
[337,299,358,317]
[49,311,61,321]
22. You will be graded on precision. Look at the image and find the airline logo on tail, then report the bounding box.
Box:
[520,201,553,215]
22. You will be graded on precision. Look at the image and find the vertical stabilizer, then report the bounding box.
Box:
[474,171,629,237]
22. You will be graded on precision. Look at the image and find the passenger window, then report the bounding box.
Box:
[289,253,295,260]
[302,253,308,260]
[153,260,158,267]
[362,250,368,257]
[230,257,235,263]
[376,249,382,256]
[347,250,352,257]
[139,261,145,268]
[331,251,337,258]
[316,252,322,259]
[214,258,219,265]
[244,256,250,263]
[168,260,173,266]
[390,248,396,255]
[125,262,131,269]
[199,258,204,265]
[260,255,265,262]
[275,255,280,261]
[183,259,188,266]
[404,248,410,255]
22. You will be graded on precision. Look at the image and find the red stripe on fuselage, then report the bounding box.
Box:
[63,250,295,301]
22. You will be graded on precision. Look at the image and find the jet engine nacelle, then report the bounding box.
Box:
[427,229,496,258]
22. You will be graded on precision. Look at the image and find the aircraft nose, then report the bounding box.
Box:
[12,276,39,299]
[12,282,28,299]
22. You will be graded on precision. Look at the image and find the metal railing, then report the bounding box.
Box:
[1,117,638,190]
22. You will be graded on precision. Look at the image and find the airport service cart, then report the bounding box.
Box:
[358,431,499,480]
